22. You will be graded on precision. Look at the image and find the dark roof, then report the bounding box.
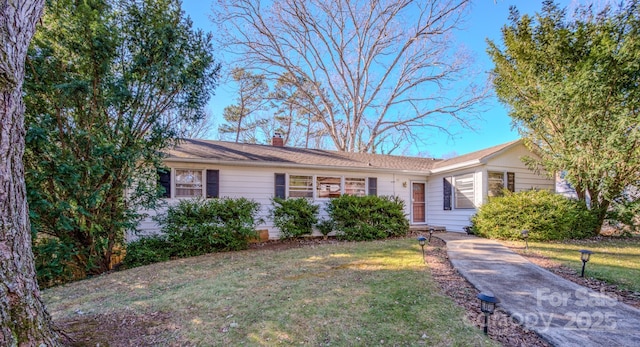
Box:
[165,138,522,173]
[165,139,440,171]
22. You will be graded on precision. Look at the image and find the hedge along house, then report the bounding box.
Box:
[135,137,555,240]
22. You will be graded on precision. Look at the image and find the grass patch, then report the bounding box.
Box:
[504,234,640,292]
[44,238,496,346]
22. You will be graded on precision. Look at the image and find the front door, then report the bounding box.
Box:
[412,182,426,223]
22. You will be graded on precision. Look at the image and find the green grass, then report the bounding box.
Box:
[43,238,496,346]
[505,235,640,292]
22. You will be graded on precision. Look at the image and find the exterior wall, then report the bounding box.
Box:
[132,161,426,241]
[426,144,555,232]
[482,144,555,201]
[426,168,483,233]
[132,142,554,239]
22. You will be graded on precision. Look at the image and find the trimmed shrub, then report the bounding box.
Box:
[123,197,261,267]
[316,218,335,239]
[471,190,598,241]
[271,197,319,239]
[122,236,171,268]
[161,197,261,256]
[326,195,409,241]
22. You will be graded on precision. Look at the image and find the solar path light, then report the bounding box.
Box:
[429,227,434,242]
[417,236,427,263]
[521,229,529,251]
[579,249,593,277]
[477,292,500,335]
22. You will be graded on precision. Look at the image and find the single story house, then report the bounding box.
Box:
[135,137,555,240]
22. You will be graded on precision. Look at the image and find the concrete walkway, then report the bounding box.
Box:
[436,232,640,347]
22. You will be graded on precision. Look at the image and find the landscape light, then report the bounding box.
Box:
[477,292,500,335]
[521,229,529,251]
[417,236,427,263]
[579,249,593,277]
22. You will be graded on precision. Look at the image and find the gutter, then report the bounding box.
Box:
[164,157,431,175]
[429,160,483,174]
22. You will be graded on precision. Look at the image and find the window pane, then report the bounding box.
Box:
[175,169,203,197]
[317,176,341,198]
[289,175,313,198]
[345,177,366,196]
[454,173,475,209]
[488,171,504,197]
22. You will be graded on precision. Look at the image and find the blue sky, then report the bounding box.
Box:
[180,0,596,158]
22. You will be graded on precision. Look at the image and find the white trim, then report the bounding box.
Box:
[430,160,482,174]
[173,168,206,198]
[286,174,371,200]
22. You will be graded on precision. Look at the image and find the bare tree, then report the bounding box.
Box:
[214,0,488,153]
[179,109,217,139]
[0,0,60,344]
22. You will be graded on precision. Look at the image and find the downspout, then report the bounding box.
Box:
[393,173,396,196]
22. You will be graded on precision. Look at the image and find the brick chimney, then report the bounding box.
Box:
[272,133,284,147]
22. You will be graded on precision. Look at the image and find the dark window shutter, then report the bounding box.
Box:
[274,173,286,198]
[507,172,515,192]
[158,169,171,198]
[443,177,452,210]
[206,170,219,198]
[368,177,377,196]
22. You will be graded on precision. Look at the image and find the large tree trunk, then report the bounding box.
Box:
[0,1,61,345]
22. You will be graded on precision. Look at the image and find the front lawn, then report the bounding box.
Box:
[504,235,640,292]
[43,238,496,346]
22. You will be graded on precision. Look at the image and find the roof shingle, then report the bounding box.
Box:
[165,139,522,173]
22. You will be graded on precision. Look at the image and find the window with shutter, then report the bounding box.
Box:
[175,169,204,197]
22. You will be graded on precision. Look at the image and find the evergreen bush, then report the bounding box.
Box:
[316,218,335,239]
[471,190,598,241]
[271,197,319,239]
[122,236,171,268]
[123,197,261,267]
[326,195,409,241]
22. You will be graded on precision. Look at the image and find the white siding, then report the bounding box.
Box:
[426,144,555,232]
[426,168,482,233]
[132,162,426,241]
[132,143,554,239]
[482,144,555,202]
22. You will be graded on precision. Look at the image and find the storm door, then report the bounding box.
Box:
[412,182,426,223]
